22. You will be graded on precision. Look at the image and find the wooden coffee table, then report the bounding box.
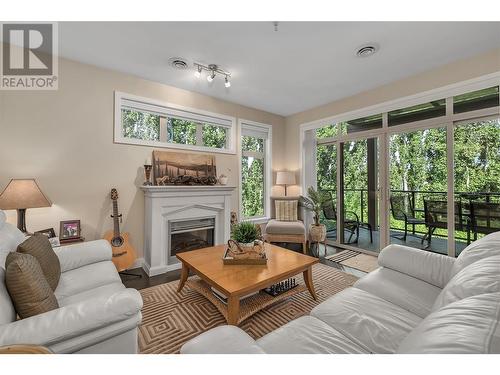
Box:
[177,243,319,325]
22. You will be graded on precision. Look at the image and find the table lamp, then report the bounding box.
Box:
[276,171,296,196]
[0,179,52,233]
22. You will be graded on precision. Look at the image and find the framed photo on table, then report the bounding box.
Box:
[35,228,56,238]
[59,220,81,240]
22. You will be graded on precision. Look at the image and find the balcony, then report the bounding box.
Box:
[320,188,500,256]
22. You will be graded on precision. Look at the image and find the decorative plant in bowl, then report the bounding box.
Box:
[228,221,265,259]
[302,186,329,242]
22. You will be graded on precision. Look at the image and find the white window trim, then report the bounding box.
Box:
[114,91,237,154]
[299,72,500,257]
[238,119,273,222]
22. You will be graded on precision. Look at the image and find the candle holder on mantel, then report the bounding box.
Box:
[143,165,153,186]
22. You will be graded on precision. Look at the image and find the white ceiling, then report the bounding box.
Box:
[57,22,500,116]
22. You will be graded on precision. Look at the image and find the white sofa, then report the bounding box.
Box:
[0,210,143,353]
[181,232,500,354]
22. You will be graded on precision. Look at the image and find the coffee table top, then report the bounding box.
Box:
[176,243,318,296]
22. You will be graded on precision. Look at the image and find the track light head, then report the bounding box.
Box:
[225,76,231,88]
[207,72,215,82]
[194,65,202,78]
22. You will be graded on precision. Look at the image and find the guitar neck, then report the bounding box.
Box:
[112,200,120,238]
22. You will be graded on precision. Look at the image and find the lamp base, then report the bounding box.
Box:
[17,208,28,234]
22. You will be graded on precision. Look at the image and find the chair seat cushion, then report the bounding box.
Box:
[257,315,368,354]
[311,288,422,353]
[354,267,441,318]
[55,261,121,300]
[265,219,305,235]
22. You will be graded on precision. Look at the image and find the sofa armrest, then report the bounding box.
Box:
[378,244,455,288]
[180,326,265,354]
[54,239,112,272]
[0,288,142,348]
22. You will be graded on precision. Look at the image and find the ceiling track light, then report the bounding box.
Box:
[194,62,231,87]
[194,65,202,78]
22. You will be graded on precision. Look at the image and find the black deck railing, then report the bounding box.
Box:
[323,188,500,242]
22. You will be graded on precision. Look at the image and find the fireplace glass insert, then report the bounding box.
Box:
[169,218,215,260]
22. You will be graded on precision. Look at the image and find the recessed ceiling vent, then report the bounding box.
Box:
[168,57,189,70]
[356,44,378,58]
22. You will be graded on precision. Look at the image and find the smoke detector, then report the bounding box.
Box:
[356,44,379,58]
[168,57,189,70]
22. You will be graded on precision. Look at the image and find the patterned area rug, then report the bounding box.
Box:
[138,263,358,354]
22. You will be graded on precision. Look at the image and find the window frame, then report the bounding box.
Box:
[239,119,273,222]
[114,91,237,154]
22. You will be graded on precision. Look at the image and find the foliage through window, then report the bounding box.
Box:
[241,124,271,219]
[116,92,235,153]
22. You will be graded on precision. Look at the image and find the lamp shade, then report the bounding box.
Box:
[0,179,51,210]
[276,171,296,186]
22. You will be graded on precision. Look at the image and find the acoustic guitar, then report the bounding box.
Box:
[104,188,137,272]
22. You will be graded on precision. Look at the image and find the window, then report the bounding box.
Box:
[115,92,236,154]
[453,86,499,114]
[240,121,272,220]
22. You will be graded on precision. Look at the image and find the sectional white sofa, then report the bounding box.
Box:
[0,210,143,353]
[181,232,500,354]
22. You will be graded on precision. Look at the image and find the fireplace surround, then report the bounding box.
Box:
[141,185,235,276]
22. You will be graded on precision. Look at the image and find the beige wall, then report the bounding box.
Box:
[0,54,286,262]
[284,47,500,196]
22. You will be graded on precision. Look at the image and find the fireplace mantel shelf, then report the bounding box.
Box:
[141,185,236,197]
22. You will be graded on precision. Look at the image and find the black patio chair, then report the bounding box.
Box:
[469,201,500,240]
[423,200,471,249]
[390,194,426,241]
[322,193,373,244]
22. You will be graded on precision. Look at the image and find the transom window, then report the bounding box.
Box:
[115,92,236,154]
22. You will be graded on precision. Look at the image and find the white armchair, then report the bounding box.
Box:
[0,210,143,353]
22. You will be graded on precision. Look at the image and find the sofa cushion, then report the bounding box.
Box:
[257,315,368,354]
[17,234,61,290]
[310,287,422,353]
[432,255,500,312]
[180,325,265,354]
[265,219,305,235]
[57,282,125,307]
[451,231,500,277]
[398,293,500,353]
[0,212,26,269]
[354,267,441,318]
[5,252,59,319]
[275,200,298,221]
[0,267,16,325]
[55,261,121,300]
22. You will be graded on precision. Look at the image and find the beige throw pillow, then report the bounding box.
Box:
[275,200,298,221]
[5,252,59,319]
[17,233,60,290]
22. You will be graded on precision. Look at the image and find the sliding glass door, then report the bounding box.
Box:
[309,84,499,256]
[388,127,448,254]
[340,137,380,252]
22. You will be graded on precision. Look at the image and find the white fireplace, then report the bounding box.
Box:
[141,185,235,276]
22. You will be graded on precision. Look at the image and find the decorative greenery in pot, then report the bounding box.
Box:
[231,221,261,246]
[302,186,329,242]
